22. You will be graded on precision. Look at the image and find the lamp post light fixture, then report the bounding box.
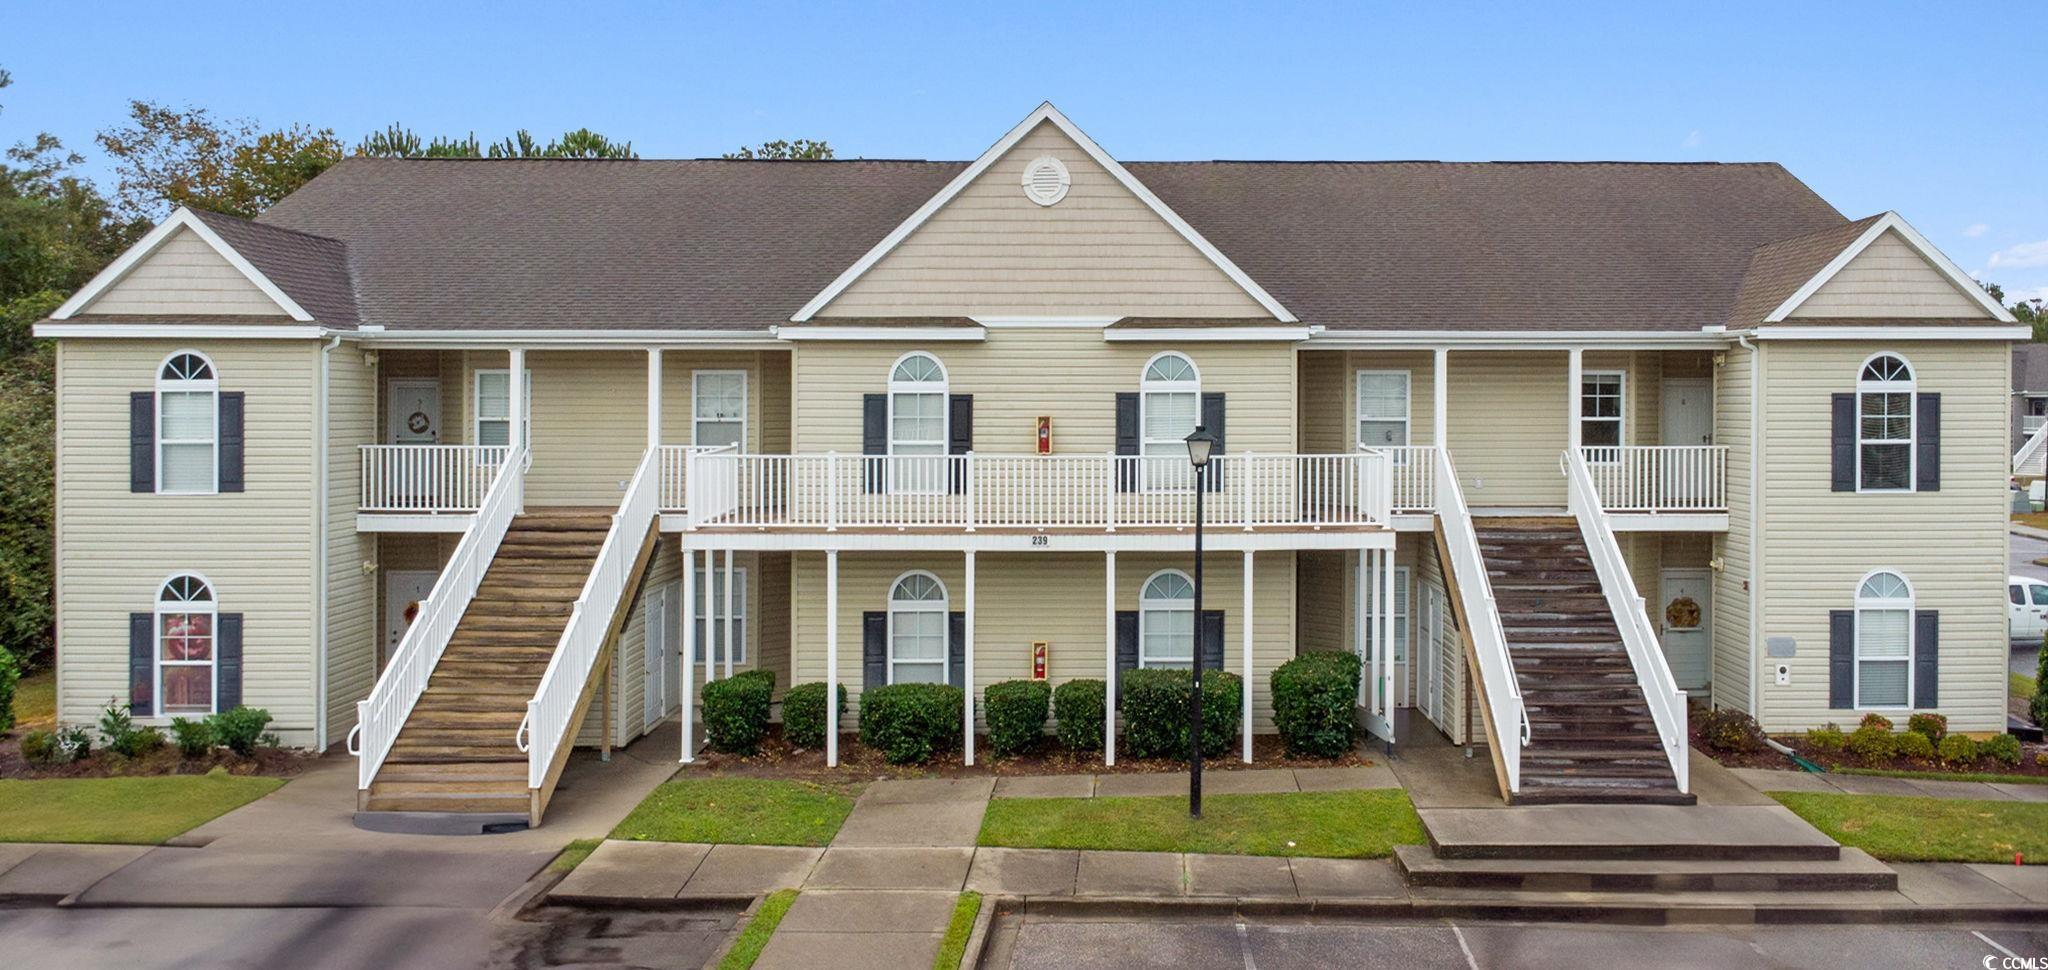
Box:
[1184,425,1219,819]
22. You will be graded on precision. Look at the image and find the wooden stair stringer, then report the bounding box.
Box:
[1433,518,1513,804]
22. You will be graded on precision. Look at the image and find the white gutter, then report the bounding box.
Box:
[1303,329,1733,350]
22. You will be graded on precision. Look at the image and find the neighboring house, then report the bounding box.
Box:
[35,104,2024,824]
[2012,343,2048,458]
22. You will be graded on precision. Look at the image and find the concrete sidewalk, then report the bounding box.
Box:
[1732,766,2048,802]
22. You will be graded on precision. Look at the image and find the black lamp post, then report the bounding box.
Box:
[1184,425,1218,819]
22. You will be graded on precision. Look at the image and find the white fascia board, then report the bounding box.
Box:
[52,208,314,322]
[355,329,785,349]
[1764,211,2016,324]
[658,529,1395,553]
[1301,330,1732,350]
[789,102,1296,324]
[1751,325,2031,341]
[1104,326,1314,342]
[34,323,326,339]
[775,325,987,342]
[973,315,1120,329]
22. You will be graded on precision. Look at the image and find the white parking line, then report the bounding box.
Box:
[1974,929,2022,961]
[1450,923,1480,970]
[1234,921,1256,970]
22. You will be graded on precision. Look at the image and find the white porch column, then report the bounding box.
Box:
[1567,348,1584,454]
[1381,546,1395,732]
[1104,550,1117,766]
[722,549,735,679]
[1241,549,1254,764]
[702,548,716,686]
[679,539,696,763]
[963,550,977,766]
[646,349,662,449]
[1433,349,1448,450]
[826,549,841,767]
[507,349,525,451]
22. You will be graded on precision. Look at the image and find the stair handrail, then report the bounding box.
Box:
[350,444,527,790]
[1433,448,1528,791]
[1561,448,1690,793]
[518,447,662,792]
[2015,421,2048,476]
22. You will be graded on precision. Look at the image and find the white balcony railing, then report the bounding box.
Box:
[359,445,510,513]
[1383,446,1438,512]
[2016,422,2048,476]
[1579,445,1727,512]
[657,444,724,511]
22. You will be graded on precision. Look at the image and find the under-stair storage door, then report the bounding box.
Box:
[644,582,680,730]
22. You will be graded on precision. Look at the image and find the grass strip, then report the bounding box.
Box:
[0,774,285,844]
[1769,791,2048,864]
[547,837,603,875]
[978,788,1424,858]
[612,777,859,846]
[718,888,797,970]
[933,891,982,970]
[1833,766,2046,786]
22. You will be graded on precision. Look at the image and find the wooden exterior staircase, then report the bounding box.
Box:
[1476,519,1694,806]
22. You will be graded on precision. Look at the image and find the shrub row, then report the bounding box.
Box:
[858,683,964,765]
[1271,651,1361,758]
[1805,711,2025,766]
[703,670,775,755]
[1121,669,1242,760]
[18,703,273,766]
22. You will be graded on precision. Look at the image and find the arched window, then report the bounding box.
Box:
[1139,569,1195,669]
[1854,570,1913,709]
[156,573,217,715]
[1857,354,1914,492]
[888,570,949,684]
[888,352,948,494]
[1140,352,1200,490]
[157,351,218,494]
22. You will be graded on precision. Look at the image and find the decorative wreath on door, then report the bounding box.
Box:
[406,411,431,434]
[1664,596,1701,629]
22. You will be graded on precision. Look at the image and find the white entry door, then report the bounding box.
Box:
[1658,569,1713,692]
[643,582,681,729]
[1660,378,1712,446]
[383,570,439,671]
[1417,585,1442,723]
[387,379,441,444]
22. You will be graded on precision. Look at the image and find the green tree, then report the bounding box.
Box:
[1984,282,2048,342]
[355,125,636,159]
[95,100,344,220]
[724,139,834,160]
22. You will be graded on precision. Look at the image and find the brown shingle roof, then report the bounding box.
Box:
[187,208,360,326]
[1723,214,1883,328]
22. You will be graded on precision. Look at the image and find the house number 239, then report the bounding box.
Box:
[1030,535,1049,547]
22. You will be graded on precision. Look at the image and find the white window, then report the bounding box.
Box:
[692,371,747,449]
[474,368,531,448]
[887,571,949,684]
[1857,354,1914,492]
[1139,569,1196,669]
[691,566,748,664]
[1364,566,1412,665]
[156,351,218,494]
[1141,352,1200,491]
[1580,371,1625,460]
[1854,570,1913,709]
[155,573,216,716]
[2024,396,2048,436]
[887,353,948,494]
[1356,370,1411,459]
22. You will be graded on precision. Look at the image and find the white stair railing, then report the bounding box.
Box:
[517,447,662,795]
[2016,422,2048,476]
[1434,448,1528,792]
[349,445,527,790]
[1561,449,1690,793]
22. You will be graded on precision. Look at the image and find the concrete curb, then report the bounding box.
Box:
[544,889,760,910]
[960,892,1000,969]
[699,892,769,970]
[992,893,2048,927]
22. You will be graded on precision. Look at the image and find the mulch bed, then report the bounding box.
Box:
[1688,720,2048,780]
[0,730,311,780]
[687,724,1375,784]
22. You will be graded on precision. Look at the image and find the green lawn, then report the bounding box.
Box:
[934,892,982,970]
[1835,767,2047,786]
[611,777,860,846]
[547,837,603,875]
[2016,670,2040,703]
[718,888,797,970]
[0,774,285,844]
[978,789,1424,858]
[12,668,55,731]
[1770,792,2048,864]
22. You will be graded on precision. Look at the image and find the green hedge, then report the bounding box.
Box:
[1053,679,1106,752]
[858,683,964,765]
[781,681,846,750]
[1271,651,1360,758]
[1120,669,1240,761]
[984,680,1051,758]
[0,645,17,733]
[703,670,774,755]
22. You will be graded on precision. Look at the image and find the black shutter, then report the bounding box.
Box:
[1828,610,1854,709]
[948,611,966,689]
[218,391,245,493]
[1114,393,1139,492]
[862,611,887,688]
[1201,393,1226,492]
[862,394,887,494]
[1114,610,1139,702]
[217,613,244,711]
[1830,393,1855,492]
[129,612,154,715]
[1199,610,1225,672]
[948,394,973,495]
[1913,610,1938,709]
[1915,392,1940,492]
[130,392,155,493]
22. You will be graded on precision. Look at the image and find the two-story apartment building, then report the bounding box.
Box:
[36,104,2022,826]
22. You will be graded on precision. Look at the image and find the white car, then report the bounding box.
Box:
[2010,575,2048,643]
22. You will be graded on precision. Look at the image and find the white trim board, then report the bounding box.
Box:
[788,102,1297,324]
[1304,331,1732,350]
[1751,325,2029,341]
[1105,327,1314,342]
[52,208,314,322]
[34,323,325,340]
[775,325,987,342]
[1763,211,2015,324]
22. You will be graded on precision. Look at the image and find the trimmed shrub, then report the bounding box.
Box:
[2034,642,2048,729]
[19,729,61,764]
[0,645,18,733]
[56,724,92,760]
[782,681,847,751]
[169,717,215,758]
[1857,712,1894,733]
[1698,707,1765,754]
[1980,732,2023,765]
[1805,723,1847,754]
[1053,679,1106,752]
[206,707,272,756]
[1936,733,1979,765]
[1846,724,1895,765]
[1893,730,1934,759]
[858,683,964,765]
[1120,669,1242,761]
[1906,712,1947,744]
[1271,651,1361,758]
[983,680,1051,758]
[99,703,163,758]
[703,670,775,755]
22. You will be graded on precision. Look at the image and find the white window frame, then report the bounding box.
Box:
[691,566,748,664]
[2023,395,2048,436]
[1855,353,1916,494]
[1140,351,1201,493]
[155,350,219,495]
[1355,369,1412,463]
[886,352,949,496]
[1853,568,1914,711]
[472,368,532,449]
[154,572,218,717]
[690,369,749,449]
[1138,568,1197,670]
[886,569,950,685]
[1580,369,1627,463]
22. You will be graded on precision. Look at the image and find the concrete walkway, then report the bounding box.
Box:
[1732,766,2048,802]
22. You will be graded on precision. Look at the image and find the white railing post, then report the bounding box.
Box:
[964,452,976,532]
[826,452,839,532]
[1104,452,1117,533]
[1242,452,1255,531]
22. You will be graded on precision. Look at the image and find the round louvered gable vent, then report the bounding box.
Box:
[1021,155,1070,206]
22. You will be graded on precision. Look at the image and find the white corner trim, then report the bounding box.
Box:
[787,102,1297,324]
[1103,326,1314,342]
[51,208,315,322]
[774,325,988,342]
[1763,211,2015,324]
[1751,325,2031,341]
[33,323,326,339]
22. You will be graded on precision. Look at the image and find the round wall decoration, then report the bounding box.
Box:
[1664,596,1701,629]
[1021,155,1071,206]
[406,411,431,435]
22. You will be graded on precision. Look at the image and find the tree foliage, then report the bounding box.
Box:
[355,124,636,159]
[94,100,345,220]
[1984,282,2048,342]
[724,139,834,160]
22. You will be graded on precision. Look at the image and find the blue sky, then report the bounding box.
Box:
[8,1,2046,302]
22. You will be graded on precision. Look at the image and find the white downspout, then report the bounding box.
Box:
[314,333,342,751]
[1737,333,1762,720]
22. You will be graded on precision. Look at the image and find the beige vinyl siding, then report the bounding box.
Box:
[1335,351,1437,449]
[323,345,378,744]
[1447,351,1569,507]
[1295,551,1346,653]
[579,541,693,748]
[817,121,1270,319]
[1755,340,2008,732]
[757,551,792,685]
[81,227,285,317]
[1712,344,1756,714]
[1787,231,1991,319]
[759,352,792,453]
[55,339,319,743]
[1296,352,1347,454]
